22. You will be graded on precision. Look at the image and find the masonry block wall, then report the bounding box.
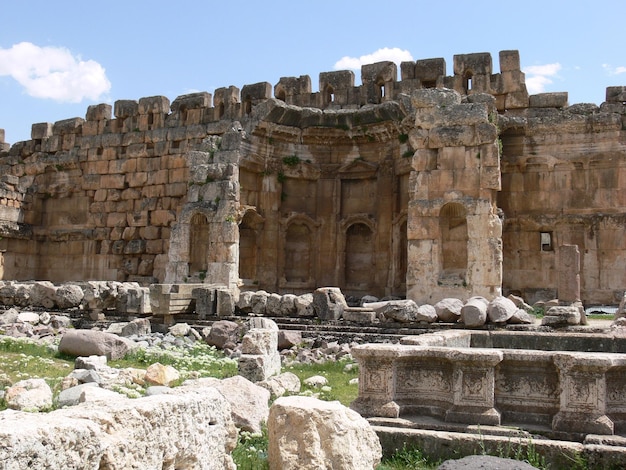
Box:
[0,50,625,305]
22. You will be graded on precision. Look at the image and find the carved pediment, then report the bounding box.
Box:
[338,159,378,179]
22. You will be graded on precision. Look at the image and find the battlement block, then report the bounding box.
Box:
[529,92,568,108]
[214,86,241,105]
[241,82,272,102]
[0,128,4,143]
[138,96,170,115]
[319,70,355,92]
[606,86,626,103]
[171,92,212,113]
[30,122,52,140]
[361,61,397,83]
[53,117,84,135]
[86,103,112,121]
[499,50,521,72]
[275,75,312,100]
[454,52,493,76]
[114,100,139,119]
[415,58,446,83]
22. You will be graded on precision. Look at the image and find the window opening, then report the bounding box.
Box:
[541,232,553,252]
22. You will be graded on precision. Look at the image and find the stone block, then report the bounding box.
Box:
[31,122,53,140]
[530,92,568,108]
[86,103,112,121]
[312,287,347,320]
[606,86,626,103]
[138,95,170,115]
[268,396,382,470]
[499,50,521,72]
[238,351,281,382]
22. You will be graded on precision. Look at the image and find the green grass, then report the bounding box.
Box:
[377,446,439,470]
[286,357,359,406]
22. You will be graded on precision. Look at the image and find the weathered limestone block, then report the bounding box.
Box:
[5,378,53,411]
[313,287,347,320]
[0,386,237,470]
[529,92,568,108]
[143,363,179,386]
[411,88,461,109]
[295,293,315,317]
[460,296,488,327]
[59,329,135,360]
[205,320,240,349]
[552,353,614,435]
[371,299,419,323]
[241,328,278,355]
[541,305,582,327]
[29,281,57,309]
[434,298,464,322]
[487,296,517,323]
[184,375,270,434]
[55,284,85,309]
[238,351,281,382]
[416,304,438,323]
[259,372,301,399]
[268,396,382,470]
[31,122,53,140]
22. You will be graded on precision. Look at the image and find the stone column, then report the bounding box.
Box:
[552,352,614,435]
[558,244,581,303]
[445,349,503,426]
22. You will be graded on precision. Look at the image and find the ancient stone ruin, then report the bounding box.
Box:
[0,49,624,308]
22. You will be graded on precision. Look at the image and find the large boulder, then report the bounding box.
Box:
[313,287,347,320]
[55,284,85,309]
[0,386,237,469]
[59,329,135,360]
[268,396,382,469]
[29,281,57,309]
[205,320,240,349]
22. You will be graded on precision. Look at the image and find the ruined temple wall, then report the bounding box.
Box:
[499,88,626,304]
[0,96,236,284]
[235,103,412,298]
[406,89,502,304]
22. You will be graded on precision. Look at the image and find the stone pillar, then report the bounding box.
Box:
[350,345,400,418]
[558,244,581,303]
[445,350,503,426]
[552,353,614,435]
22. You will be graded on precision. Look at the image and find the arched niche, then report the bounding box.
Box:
[239,210,263,282]
[439,202,468,277]
[345,222,374,289]
[189,212,209,274]
[284,221,313,283]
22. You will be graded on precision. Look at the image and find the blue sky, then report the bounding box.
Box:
[1,0,624,144]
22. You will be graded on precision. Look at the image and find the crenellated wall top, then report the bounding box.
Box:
[2,50,625,146]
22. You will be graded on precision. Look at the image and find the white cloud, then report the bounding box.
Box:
[602,63,626,76]
[334,47,414,70]
[522,63,562,94]
[0,42,111,103]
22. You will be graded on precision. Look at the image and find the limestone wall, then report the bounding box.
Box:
[499,87,626,304]
[0,50,624,305]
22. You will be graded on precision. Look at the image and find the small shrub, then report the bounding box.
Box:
[282,155,300,167]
